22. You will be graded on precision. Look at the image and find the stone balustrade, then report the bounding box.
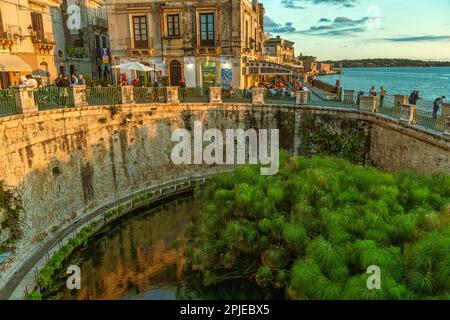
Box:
[209,87,222,103]
[394,95,407,107]
[295,90,309,105]
[442,103,450,117]
[400,104,416,125]
[166,86,179,104]
[13,85,38,114]
[359,96,378,113]
[120,86,135,104]
[252,87,265,105]
[69,85,88,107]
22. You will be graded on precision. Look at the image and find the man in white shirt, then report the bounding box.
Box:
[24,75,38,88]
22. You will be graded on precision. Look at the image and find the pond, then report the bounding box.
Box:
[49,196,282,300]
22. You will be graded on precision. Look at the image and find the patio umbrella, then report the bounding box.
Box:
[112,62,153,72]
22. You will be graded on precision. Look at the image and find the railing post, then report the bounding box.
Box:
[343,90,355,104]
[359,96,378,112]
[394,95,407,107]
[252,87,265,105]
[441,103,450,117]
[295,90,309,106]
[120,85,134,104]
[209,87,222,103]
[166,86,179,104]
[444,117,450,137]
[399,104,416,125]
[13,85,38,114]
[69,85,88,107]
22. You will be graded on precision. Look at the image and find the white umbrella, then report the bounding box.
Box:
[112,62,153,72]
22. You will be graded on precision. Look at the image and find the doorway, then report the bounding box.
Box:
[170,60,182,86]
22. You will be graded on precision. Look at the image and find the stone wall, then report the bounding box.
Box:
[0,103,448,274]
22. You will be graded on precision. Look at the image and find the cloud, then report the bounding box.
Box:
[318,18,332,23]
[264,16,297,33]
[303,16,368,36]
[280,0,358,9]
[385,35,450,42]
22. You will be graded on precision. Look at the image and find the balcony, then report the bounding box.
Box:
[89,16,108,30]
[0,31,14,50]
[110,37,154,56]
[31,32,56,54]
[195,46,221,56]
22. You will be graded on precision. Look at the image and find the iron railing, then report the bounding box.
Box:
[179,87,209,103]
[0,89,17,116]
[264,88,296,105]
[34,87,72,111]
[134,87,167,103]
[86,86,121,106]
[221,88,252,103]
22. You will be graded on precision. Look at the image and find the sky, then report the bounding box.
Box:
[260,0,450,60]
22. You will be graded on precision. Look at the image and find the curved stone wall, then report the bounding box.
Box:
[0,103,448,279]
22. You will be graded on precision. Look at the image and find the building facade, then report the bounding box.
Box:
[107,0,265,88]
[0,0,60,88]
[264,36,295,65]
[51,0,111,82]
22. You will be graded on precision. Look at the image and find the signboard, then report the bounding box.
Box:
[221,69,232,89]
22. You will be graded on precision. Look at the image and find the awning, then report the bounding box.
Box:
[0,54,32,72]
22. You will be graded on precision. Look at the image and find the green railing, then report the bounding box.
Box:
[34,87,72,111]
[414,109,446,132]
[264,89,296,105]
[134,87,167,103]
[0,89,18,116]
[179,87,209,103]
[221,88,252,103]
[86,86,122,106]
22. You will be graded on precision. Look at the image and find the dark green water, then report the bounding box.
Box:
[51,197,281,300]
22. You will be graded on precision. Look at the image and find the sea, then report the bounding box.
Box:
[318,67,450,102]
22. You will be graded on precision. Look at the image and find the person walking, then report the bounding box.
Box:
[432,96,446,117]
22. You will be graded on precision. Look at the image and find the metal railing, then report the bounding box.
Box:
[34,87,72,111]
[179,87,209,103]
[264,88,296,105]
[86,87,121,106]
[134,87,167,103]
[221,88,252,103]
[0,89,17,116]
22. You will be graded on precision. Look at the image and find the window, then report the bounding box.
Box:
[31,12,44,40]
[199,13,214,47]
[132,16,148,48]
[167,14,180,37]
[102,36,107,48]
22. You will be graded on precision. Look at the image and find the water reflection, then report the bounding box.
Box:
[54,197,280,300]
[58,198,196,300]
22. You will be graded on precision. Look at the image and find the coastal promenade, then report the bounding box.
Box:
[1,84,448,135]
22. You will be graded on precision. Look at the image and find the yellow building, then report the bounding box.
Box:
[107,0,266,88]
[0,0,60,88]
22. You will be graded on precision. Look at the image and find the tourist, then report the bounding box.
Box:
[55,74,64,87]
[77,74,86,86]
[179,78,186,88]
[370,86,377,97]
[24,75,38,88]
[380,86,387,107]
[432,96,446,117]
[131,78,140,87]
[409,90,420,105]
[118,74,128,86]
[356,91,364,105]
[70,74,79,86]
[154,80,161,88]
[60,75,70,87]
[332,80,340,94]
